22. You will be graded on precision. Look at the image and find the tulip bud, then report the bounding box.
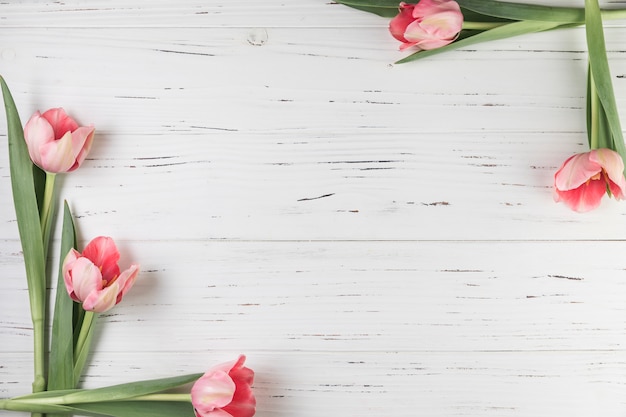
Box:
[389,0,463,51]
[23,107,95,173]
[554,148,626,212]
[63,236,139,313]
[191,355,256,417]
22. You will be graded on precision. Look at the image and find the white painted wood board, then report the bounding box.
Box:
[2,1,626,416]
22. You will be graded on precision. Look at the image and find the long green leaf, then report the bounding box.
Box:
[333,0,398,17]
[0,400,76,415]
[48,202,78,395]
[457,0,584,22]
[585,0,626,168]
[70,401,195,417]
[0,76,47,394]
[396,19,567,64]
[58,374,202,404]
[334,0,518,21]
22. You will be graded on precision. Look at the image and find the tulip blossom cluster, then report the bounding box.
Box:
[1,79,257,417]
[389,0,463,51]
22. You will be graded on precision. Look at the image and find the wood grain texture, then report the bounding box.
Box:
[2,1,626,416]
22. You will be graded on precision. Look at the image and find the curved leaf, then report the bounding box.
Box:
[585,0,626,168]
[72,401,195,417]
[396,20,569,64]
[457,0,584,22]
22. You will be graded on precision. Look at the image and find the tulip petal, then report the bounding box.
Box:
[554,152,602,191]
[389,2,415,42]
[83,282,120,313]
[69,126,95,171]
[38,130,76,173]
[82,236,121,282]
[191,370,236,411]
[23,112,55,168]
[66,257,103,302]
[114,264,140,303]
[591,148,626,196]
[41,108,78,140]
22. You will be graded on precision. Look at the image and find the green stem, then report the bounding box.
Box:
[40,172,56,257]
[462,21,507,30]
[73,311,94,363]
[602,9,626,20]
[0,399,72,414]
[130,393,192,402]
[32,317,45,394]
[73,311,97,384]
[589,67,600,150]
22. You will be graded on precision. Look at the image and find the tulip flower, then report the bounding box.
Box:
[23,107,94,173]
[389,0,463,51]
[63,236,139,313]
[191,355,256,417]
[554,148,626,212]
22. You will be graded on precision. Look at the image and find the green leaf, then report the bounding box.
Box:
[0,76,47,393]
[457,0,584,22]
[71,401,195,417]
[48,201,78,396]
[333,0,398,17]
[585,0,626,168]
[396,19,568,64]
[0,399,76,415]
[334,0,518,21]
[59,374,202,404]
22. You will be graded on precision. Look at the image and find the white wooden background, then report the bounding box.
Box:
[2,1,626,416]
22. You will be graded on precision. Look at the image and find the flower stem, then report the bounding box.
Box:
[130,393,192,402]
[602,9,626,20]
[40,172,56,256]
[589,66,600,150]
[32,317,45,393]
[462,21,507,30]
[73,311,96,384]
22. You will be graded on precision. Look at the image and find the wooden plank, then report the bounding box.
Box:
[0,28,624,239]
[2,350,626,416]
[3,240,626,353]
[0,0,623,28]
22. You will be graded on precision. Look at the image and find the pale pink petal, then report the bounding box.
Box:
[69,126,95,171]
[82,236,121,282]
[554,152,602,191]
[591,148,626,197]
[23,112,55,167]
[83,283,120,313]
[66,257,103,302]
[413,0,462,17]
[38,130,76,173]
[195,409,233,417]
[41,108,78,139]
[62,249,82,302]
[191,370,237,412]
[114,264,140,303]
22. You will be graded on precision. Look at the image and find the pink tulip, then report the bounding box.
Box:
[554,148,626,212]
[63,236,139,313]
[389,0,463,51]
[23,107,95,173]
[191,355,256,417]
